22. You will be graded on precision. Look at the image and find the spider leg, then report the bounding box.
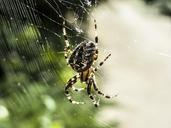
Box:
[87,79,99,107]
[93,53,111,72]
[93,19,99,61]
[65,74,84,104]
[94,49,98,61]
[94,19,98,44]
[90,77,114,99]
[72,86,86,92]
[63,21,72,64]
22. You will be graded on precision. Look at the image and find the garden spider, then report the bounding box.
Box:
[63,19,114,107]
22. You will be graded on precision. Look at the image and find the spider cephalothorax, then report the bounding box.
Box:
[63,20,113,107]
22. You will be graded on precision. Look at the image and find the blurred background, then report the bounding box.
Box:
[0,0,171,128]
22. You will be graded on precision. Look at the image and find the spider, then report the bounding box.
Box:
[63,19,114,107]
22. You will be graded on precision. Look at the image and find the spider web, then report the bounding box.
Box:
[0,0,118,128]
[1,1,171,128]
[0,0,97,82]
[0,0,96,49]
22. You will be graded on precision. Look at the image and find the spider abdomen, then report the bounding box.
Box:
[69,41,97,72]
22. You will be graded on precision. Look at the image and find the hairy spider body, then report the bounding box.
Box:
[69,40,97,72]
[63,20,113,107]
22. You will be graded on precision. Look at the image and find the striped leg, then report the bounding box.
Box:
[91,77,117,99]
[65,74,84,104]
[93,19,98,61]
[94,49,99,61]
[94,19,98,44]
[72,86,86,92]
[87,79,99,107]
[94,53,111,72]
[63,21,71,64]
